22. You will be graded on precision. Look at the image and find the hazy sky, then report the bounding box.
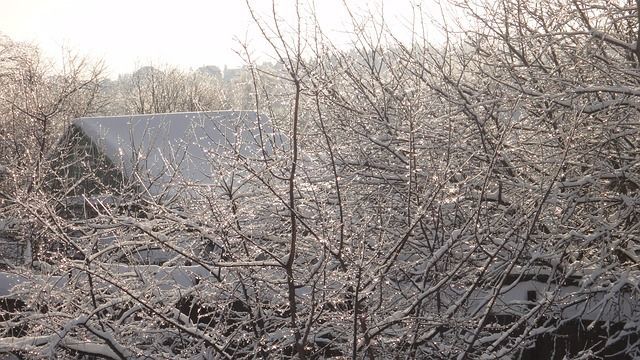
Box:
[1,0,437,78]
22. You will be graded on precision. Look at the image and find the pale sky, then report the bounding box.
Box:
[0,0,441,78]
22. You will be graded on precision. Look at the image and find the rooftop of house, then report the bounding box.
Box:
[63,111,287,193]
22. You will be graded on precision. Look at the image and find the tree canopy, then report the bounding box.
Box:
[1,1,640,358]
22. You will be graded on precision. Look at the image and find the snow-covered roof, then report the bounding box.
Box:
[0,272,27,297]
[71,111,286,189]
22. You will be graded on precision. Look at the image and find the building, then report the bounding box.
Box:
[51,111,286,204]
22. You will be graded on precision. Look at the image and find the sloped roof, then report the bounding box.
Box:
[71,111,285,189]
